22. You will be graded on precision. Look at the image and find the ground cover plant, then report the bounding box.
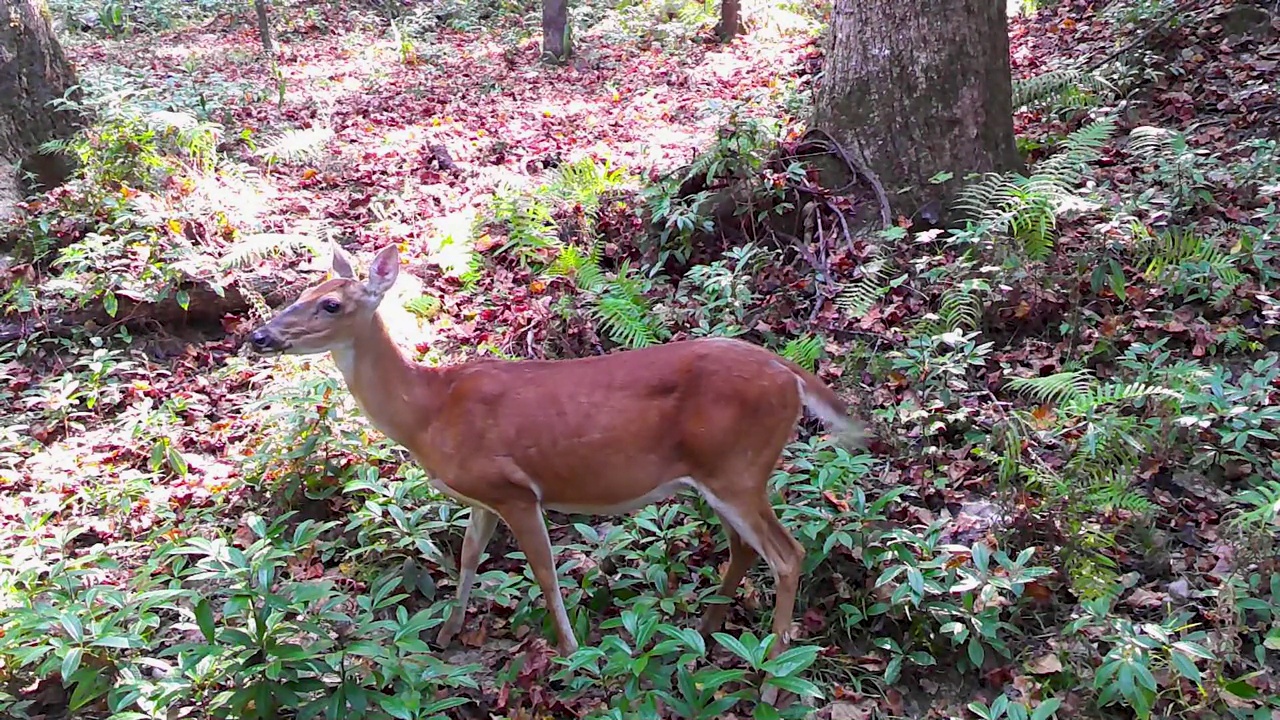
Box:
[1,0,1278,718]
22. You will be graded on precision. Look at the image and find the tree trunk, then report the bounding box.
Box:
[0,0,83,218]
[717,0,740,41]
[253,0,274,54]
[813,0,1019,224]
[541,0,571,63]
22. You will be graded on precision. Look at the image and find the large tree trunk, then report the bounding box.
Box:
[253,0,274,54]
[717,0,740,41]
[0,0,83,219]
[813,0,1019,224]
[541,0,571,63]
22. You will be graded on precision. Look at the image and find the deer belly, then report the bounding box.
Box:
[429,477,500,514]
[540,476,694,516]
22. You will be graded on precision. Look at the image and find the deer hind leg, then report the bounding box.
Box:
[496,499,579,655]
[437,506,499,648]
[694,481,805,657]
[698,520,759,636]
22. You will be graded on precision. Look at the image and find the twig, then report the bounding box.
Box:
[799,128,893,228]
[1082,0,1203,73]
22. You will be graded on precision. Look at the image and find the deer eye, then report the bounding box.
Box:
[320,299,341,314]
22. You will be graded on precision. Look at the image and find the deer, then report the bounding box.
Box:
[246,242,863,691]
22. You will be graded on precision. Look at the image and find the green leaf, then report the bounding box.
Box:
[760,645,820,677]
[659,625,706,656]
[1169,650,1202,684]
[177,290,190,311]
[712,632,756,666]
[968,637,985,667]
[967,702,994,720]
[1172,640,1215,660]
[247,513,267,538]
[167,445,188,476]
[1264,628,1280,651]
[754,703,783,720]
[1030,697,1062,720]
[762,674,823,699]
[1221,678,1261,699]
[60,613,85,643]
[61,647,84,680]
[104,291,119,317]
[90,635,140,650]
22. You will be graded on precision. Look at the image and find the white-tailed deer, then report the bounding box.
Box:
[248,243,861,672]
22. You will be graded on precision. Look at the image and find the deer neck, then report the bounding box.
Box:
[328,313,439,446]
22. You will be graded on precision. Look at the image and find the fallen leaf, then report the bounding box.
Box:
[1026,653,1063,675]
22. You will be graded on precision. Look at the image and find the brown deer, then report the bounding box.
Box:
[247,243,861,682]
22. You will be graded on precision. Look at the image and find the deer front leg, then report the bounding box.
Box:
[437,507,499,649]
[498,500,579,655]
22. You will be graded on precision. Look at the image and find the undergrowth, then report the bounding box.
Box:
[3,2,1280,720]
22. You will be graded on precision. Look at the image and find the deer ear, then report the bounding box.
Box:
[331,241,357,279]
[365,244,400,300]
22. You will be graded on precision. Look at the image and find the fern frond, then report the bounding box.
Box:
[1228,479,1280,533]
[953,172,1016,221]
[1034,118,1116,186]
[913,286,983,337]
[404,295,441,318]
[1085,476,1158,515]
[836,246,893,317]
[593,294,660,348]
[1006,370,1094,407]
[1065,381,1182,416]
[1127,126,1178,162]
[1012,68,1115,110]
[219,233,322,270]
[257,127,335,164]
[781,334,824,372]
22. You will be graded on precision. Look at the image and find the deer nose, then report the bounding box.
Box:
[249,329,273,349]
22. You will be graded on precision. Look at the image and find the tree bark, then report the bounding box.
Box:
[0,0,83,217]
[541,0,571,63]
[717,0,740,41]
[813,0,1020,224]
[253,0,274,54]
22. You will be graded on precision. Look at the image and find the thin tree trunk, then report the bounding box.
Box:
[813,0,1020,223]
[717,0,740,41]
[253,0,274,54]
[0,0,83,216]
[541,0,571,63]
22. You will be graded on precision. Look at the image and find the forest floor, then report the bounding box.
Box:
[2,0,1279,718]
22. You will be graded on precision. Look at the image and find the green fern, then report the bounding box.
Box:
[404,295,442,318]
[836,241,894,317]
[1133,226,1245,295]
[585,260,671,350]
[953,119,1116,260]
[546,242,606,291]
[1006,369,1096,407]
[781,334,824,372]
[913,285,984,337]
[489,187,560,267]
[1012,68,1114,110]
[257,127,335,165]
[219,233,322,270]
[544,156,632,217]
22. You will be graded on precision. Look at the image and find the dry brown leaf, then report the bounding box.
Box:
[1026,653,1063,675]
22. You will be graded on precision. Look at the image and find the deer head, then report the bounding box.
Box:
[247,242,400,356]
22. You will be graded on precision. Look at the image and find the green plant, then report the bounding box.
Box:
[674,243,772,338]
[1003,369,1182,598]
[953,119,1115,261]
[1131,224,1246,306]
[1066,598,1217,719]
[642,114,781,267]
[1012,67,1115,113]
[780,334,823,373]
